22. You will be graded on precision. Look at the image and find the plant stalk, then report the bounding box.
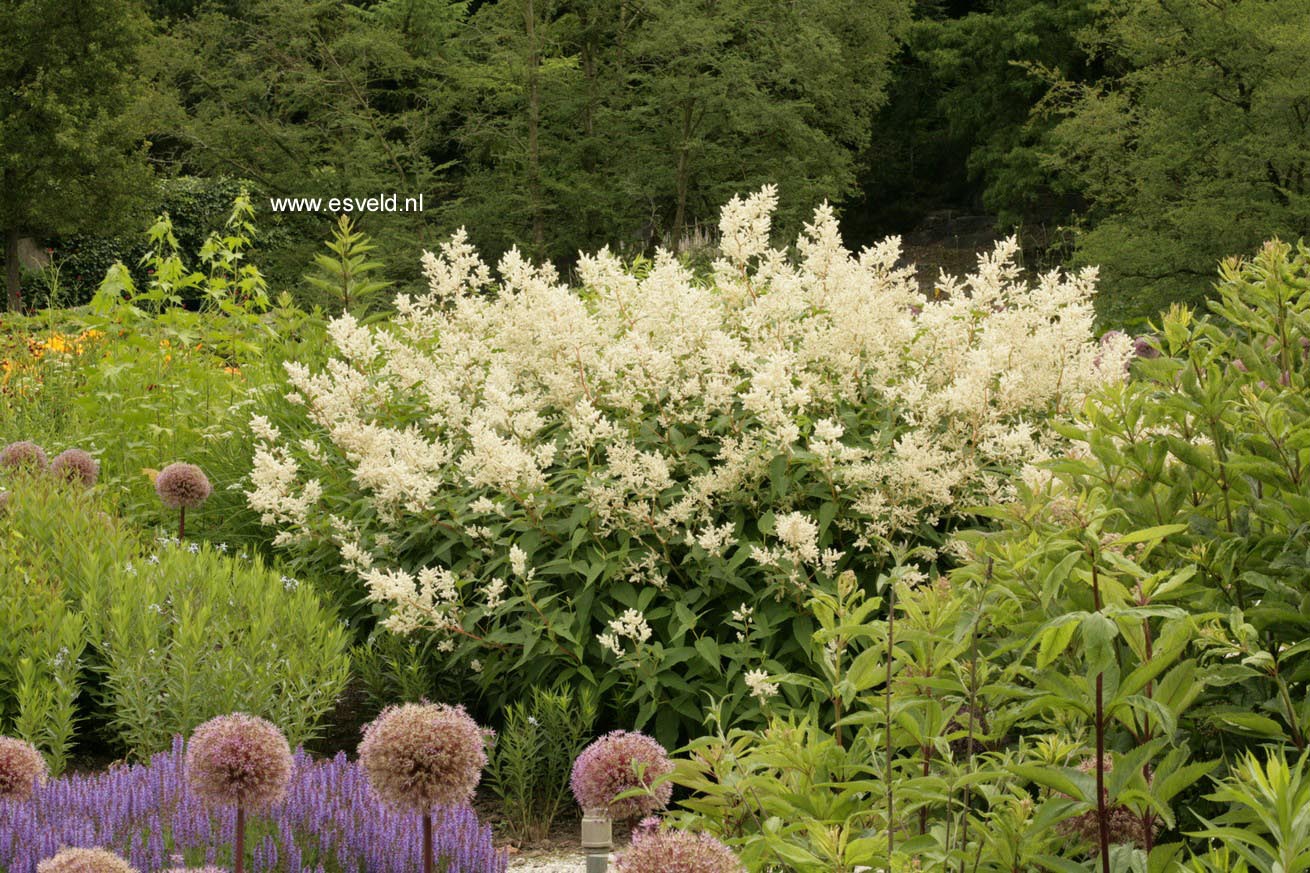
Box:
[1092,562,1110,873]
[235,804,245,873]
[424,811,434,873]
[885,580,896,865]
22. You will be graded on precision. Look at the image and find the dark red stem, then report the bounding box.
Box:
[423,811,434,873]
[235,804,245,873]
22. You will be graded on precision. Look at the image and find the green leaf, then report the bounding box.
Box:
[1037,616,1080,669]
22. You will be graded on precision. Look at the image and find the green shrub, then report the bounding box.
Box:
[486,683,599,845]
[0,478,350,760]
[1035,239,1310,750]
[0,543,85,775]
[244,191,1129,743]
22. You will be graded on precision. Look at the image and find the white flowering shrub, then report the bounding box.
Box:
[247,187,1129,740]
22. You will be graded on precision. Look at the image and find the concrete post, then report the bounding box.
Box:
[581,809,612,873]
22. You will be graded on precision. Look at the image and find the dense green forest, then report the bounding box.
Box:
[3,0,1308,326]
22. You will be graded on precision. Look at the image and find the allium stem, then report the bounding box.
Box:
[235,803,245,873]
[423,811,434,873]
[179,506,186,540]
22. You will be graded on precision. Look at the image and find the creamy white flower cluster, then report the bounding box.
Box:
[245,186,1128,645]
[597,608,654,658]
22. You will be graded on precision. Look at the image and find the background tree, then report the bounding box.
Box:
[623,0,910,246]
[1039,0,1310,325]
[152,0,465,287]
[0,0,153,311]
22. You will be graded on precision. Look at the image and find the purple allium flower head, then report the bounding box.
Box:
[0,440,48,473]
[1132,335,1160,359]
[0,736,48,801]
[186,714,293,808]
[358,703,488,811]
[155,463,212,509]
[36,848,138,873]
[614,826,745,873]
[570,731,673,820]
[51,449,100,488]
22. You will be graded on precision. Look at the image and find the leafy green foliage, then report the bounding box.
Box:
[303,216,392,315]
[0,0,152,310]
[0,477,351,761]
[1041,241,1310,750]
[485,683,598,844]
[83,543,351,757]
[1188,750,1310,872]
[0,509,87,774]
[1039,0,1310,325]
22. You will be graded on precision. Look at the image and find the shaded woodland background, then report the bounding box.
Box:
[3,0,1308,326]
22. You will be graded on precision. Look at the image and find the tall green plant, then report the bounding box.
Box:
[303,216,391,315]
[486,683,599,844]
[1038,240,1310,750]
[1188,750,1310,872]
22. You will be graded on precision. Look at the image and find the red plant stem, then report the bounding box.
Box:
[1095,672,1109,873]
[1091,562,1110,873]
[1141,617,1155,852]
[885,581,896,866]
[423,811,434,873]
[235,804,245,873]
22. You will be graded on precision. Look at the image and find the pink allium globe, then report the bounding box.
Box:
[35,848,138,873]
[154,462,212,509]
[358,702,488,811]
[0,735,48,801]
[614,826,746,873]
[185,713,293,808]
[570,730,673,820]
[51,448,100,488]
[0,440,48,473]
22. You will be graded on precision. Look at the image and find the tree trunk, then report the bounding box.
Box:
[672,99,694,242]
[5,225,20,313]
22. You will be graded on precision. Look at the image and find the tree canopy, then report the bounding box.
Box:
[1,0,152,310]
[4,0,1309,326]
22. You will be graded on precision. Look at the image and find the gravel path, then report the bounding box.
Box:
[508,851,604,872]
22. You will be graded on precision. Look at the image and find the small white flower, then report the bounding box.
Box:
[509,544,528,578]
[745,669,779,702]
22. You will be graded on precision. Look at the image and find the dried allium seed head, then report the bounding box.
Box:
[35,848,138,873]
[570,731,673,820]
[51,449,100,488]
[0,735,48,801]
[0,441,48,474]
[358,702,488,811]
[155,463,212,509]
[185,713,293,808]
[614,826,746,873]
[1056,755,1157,848]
